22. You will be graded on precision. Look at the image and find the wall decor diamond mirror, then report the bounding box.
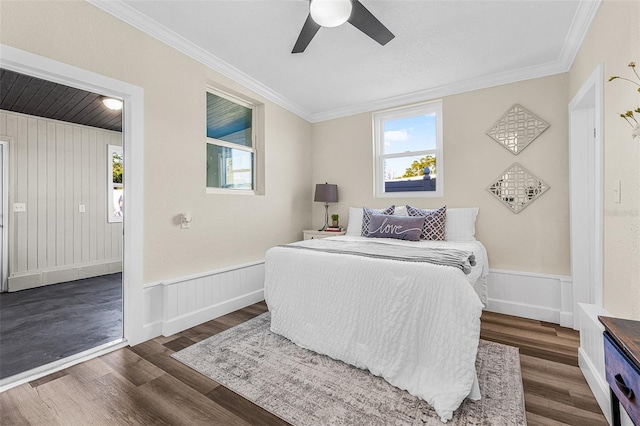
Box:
[487,104,550,155]
[487,163,549,214]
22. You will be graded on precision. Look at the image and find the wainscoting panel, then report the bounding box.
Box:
[143,265,574,340]
[578,303,633,426]
[142,261,266,338]
[486,269,573,327]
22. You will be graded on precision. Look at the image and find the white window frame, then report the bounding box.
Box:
[206,87,258,195]
[107,144,124,223]
[373,100,444,198]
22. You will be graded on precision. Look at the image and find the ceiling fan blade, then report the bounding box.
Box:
[292,14,321,53]
[348,0,395,46]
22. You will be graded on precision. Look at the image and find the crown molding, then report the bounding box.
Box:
[309,59,571,122]
[86,0,314,122]
[88,0,601,124]
[557,0,602,71]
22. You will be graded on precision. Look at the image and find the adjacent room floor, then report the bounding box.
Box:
[0,273,123,380]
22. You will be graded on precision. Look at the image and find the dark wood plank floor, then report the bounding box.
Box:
[0,273,123,379]
[0,302,606,425]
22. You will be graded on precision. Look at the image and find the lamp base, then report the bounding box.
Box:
[318,203,330,231]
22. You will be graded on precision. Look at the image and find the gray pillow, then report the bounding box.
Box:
[361,205,395,237]
[406,205,447,240]
[367,214,425,241]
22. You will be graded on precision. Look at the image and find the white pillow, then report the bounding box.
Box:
[394,205,407,216]
[346,207,364,236]
[445,208,479,241]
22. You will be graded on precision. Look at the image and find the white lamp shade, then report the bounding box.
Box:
[310,0,352,28]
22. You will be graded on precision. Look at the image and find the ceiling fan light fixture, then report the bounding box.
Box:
[310,0,352,28]
[102,97,123,111]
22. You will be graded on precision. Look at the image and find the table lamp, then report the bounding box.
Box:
[314,183,338,231]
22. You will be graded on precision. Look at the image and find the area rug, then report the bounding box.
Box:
[172,313,526,425]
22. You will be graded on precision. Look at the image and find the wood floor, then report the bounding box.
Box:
[1,302,607,425]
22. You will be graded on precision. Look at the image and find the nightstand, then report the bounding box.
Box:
[303,230,346,240]
[599,316,640,426]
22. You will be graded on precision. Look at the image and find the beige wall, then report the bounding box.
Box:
[1,0,313,284]
[312,74,571,275]
[569,0,640,320]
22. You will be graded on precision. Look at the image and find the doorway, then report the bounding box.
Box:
[0,70,125,379]
[568,64,604,329]
[0,44,145,390]
[0,140,8,293]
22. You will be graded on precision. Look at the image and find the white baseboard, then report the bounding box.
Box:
[162,289,265,336]
[141,261,265,339]
[579,347,611,423]
[485,269,573,327]
[8,259,123,291]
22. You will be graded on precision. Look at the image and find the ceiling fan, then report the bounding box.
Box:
[292,0,395,54]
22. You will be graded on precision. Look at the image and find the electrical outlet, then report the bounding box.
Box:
[79,204,86,213]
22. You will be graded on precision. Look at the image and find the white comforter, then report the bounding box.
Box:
[264,236,488,422]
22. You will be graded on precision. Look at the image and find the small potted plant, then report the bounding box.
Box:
[331,214,339,227]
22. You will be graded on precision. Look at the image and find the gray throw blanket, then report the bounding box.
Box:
[280,239,475,274]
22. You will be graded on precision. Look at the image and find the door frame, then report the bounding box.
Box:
[0,140,8,293]
[0,45,146,344]
[568,64,604,329]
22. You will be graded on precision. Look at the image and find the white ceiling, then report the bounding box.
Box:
[89,0,601,122]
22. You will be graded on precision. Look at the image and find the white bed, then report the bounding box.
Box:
[264,234,489,422]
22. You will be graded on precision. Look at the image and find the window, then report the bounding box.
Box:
[206,89,257,193]
[107,144,123,222]
[373,100,443,197]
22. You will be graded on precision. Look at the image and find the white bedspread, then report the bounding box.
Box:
[264,236,488,422]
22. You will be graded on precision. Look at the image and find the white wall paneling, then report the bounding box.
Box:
[142,261,265,338]
[0,110,123,291]
[141,264,573,341]
[578,303,633,426]
[486,269,574,328]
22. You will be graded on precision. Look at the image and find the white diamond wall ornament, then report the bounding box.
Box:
[487,163,550,214]
[487,104,550,155]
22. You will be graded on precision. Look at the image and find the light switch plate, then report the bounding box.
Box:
[13,203,26,212]
[614,180,621,203]
[79,204,86,213]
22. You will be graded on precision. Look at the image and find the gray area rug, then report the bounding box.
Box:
[172,312,526,425]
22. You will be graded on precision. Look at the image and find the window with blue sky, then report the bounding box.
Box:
[373,100,443,197]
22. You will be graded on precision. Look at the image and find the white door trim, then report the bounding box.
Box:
[568,64,604,329]
[0,140,8,293]
[0,45,146,348]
